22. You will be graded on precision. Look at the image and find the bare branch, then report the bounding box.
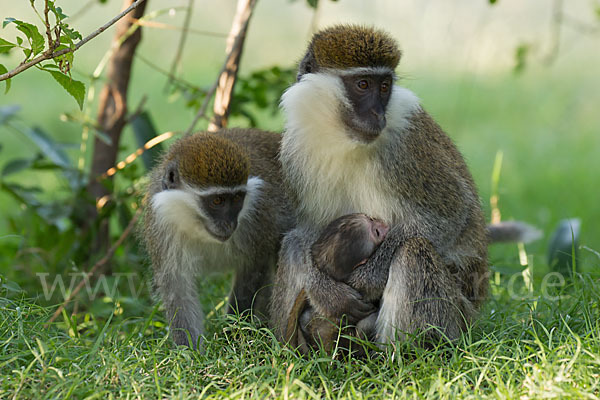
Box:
[86,0,148,270]
[207,0,258,132]
[183,0,257,135]
[0,0,147,82]
[183,79,219,136]
[43,0,55,50]
[46,209,142,326]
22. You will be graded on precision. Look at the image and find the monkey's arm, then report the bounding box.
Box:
[270,227,376,341]
[346,224,408,302]
[154,262,205,349]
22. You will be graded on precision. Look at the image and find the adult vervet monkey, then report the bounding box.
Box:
[141,129,293,348]
[271,25,505,345]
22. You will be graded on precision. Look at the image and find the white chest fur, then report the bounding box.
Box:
[280,73,421,227]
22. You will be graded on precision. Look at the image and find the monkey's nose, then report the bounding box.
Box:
[371,220,390,244]
[371,109,386,131]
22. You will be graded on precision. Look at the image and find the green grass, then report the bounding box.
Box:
[1,271,599,399]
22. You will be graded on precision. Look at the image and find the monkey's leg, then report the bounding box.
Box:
[376,237,475,345]
[155,270,204,349]
[228,257,275,321]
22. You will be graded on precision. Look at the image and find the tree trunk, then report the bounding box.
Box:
[86,0,148,271]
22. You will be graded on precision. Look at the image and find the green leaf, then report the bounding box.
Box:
[1,158,34,177]
[0,105,20,125]
[47,3,69,21]
[0,38,16,54]
[20,126,71,168]
[514,44,529,74]
[131,111,162,171]
[489,0,498,3]
[306,0,318,8]
[0,64,10,94]
[2,18,16,29]
[12,21,45,56]
[62,25,82,41]
[47,70,86,110]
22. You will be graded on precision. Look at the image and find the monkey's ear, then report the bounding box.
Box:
[297,52,317,81]
[162,160,180,190]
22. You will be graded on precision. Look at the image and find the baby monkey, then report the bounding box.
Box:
[285,213,389,354]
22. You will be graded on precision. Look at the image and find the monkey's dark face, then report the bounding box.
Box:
[199,191,246,241]
[340,73,393,143]
[311,214,389,282]
[159,161,247,243]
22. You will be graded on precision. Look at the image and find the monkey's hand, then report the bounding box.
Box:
[306,265,377,324]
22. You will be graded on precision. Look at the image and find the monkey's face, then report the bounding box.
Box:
[339,72,394,143]
[311,213,389,282]
[198,191,246,241]
[154,160,249,244]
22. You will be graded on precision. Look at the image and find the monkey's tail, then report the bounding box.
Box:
[487,221,542,244]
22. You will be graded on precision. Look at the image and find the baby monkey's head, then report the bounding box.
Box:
[311,213,389,282]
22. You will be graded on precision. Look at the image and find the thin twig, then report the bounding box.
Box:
[183,0,257,135]
[166,0,194,89]
[136,53,205,92]
[0,0,147,82]
[46,209,142,326]
[183,79,219,136]
[43,0,55,49]
[208,0,258,132]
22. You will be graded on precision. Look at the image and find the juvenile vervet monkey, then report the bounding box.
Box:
[285,213,389,354]
[271,25,536,345]
[141,128,293,348]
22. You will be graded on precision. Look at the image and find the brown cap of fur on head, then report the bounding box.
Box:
[167,133,250,187]
[309,25,401,70]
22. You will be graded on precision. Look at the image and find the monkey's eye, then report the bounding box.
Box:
[381,81,390,93]
[233,193,243,203]
[211,196,224,207]
[357,79,369,90]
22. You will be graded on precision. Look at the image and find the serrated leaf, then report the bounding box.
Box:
[48,3,69,21]
[0,38,15,54]
[20,126,71,168]
[47,70,85,109]
[0,64,10,94]
[13,21,45,56]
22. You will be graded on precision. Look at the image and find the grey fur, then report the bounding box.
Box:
[141,128,294,348]
[271,27,490,347]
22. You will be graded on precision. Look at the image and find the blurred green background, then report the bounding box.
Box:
[1,0,599,275]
